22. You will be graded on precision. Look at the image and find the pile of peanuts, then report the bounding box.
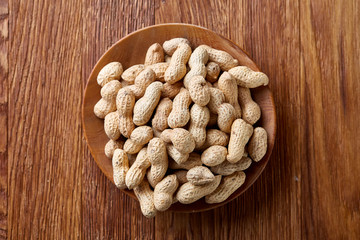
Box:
[93,38,269,218]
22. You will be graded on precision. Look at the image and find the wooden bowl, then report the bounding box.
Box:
[82,23,276,212]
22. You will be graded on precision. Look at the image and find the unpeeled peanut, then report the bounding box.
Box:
[167,88,192,128]
[112,149,129,189]
[218,72,242,118]
[104,111,121,140]
[116,88,135,138]
[201,145,227,167]
[147,62,169,82]
[164,43,192,84]
[152,98,173,131]
[228,66,269,88]
[187,166,215,186]
[147,138,168,187]
[121,64,145,84]
[105,139,124,159]
[154,174,179,211]
[127,68,155,99]
[144,43,164,66]
[166,144,189,164]
[238,87,261,125]
[168,152,202,170]
[174,170,188,184]
[94,98,117,119]
[160,128,195,154]
[200,45,238,71]
[101,80,122,100]
[210,157,251,176]
[161,82,183,99]
[183,46,208,88]
[97,62,123,87]
[248,127,267,162]
[123,126,153,154]
[188,76,211,106]
[125,147,151,189]
[227,119,253,163]
[134,180,157,218]
[163,38,191,56]
[198,129,229,151]
[188,104,210,148]
[205,62,220,83]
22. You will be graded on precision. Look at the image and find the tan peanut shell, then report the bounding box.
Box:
[210,157,251,176]
[121,64,145,84]
[134,180,157,218]
[189,104,210,148]
[227,119,253,163]
[154,175,179,211]
[152,98,173,131]
[217,103,236,133]
[205,171,246,204]
[164,43,192,84]
[123,126,153,154]
[174,170,188,184]
[94,98,117,119]
[198,129,229,151]
[101,80,122,100]
[153,128,163,138]
[104,111,121,140]
[105,139,124,159]
[183,46,209,88]
[200,45,238,71]
[228,66,269,88]
[248,127,268,162]
[205,62,221,83]
[116,88,135,138]
[201,145,227,167]
[187,166,215,186]
[238,87,261,125]
[160,128,195,154]
[147,138,168,187]
[144,43,164,66]
[165,55,172,63]
[127,68,156,99]
[147,62,169,82]
[97,62,123,87]
[176,175,222,204]
[188,76,211,106]
[167,88,192,128]
[163,38,191,56]
[133,81,163,126]
[166,144,189,164]
[169,152,202,170]
[112,149,129,189]
[161,82,183,99]
[207,87,225,114]
[125,147,151,189]
[218,72,242,118]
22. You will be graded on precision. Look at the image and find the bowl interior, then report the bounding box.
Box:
[82,24,276,212]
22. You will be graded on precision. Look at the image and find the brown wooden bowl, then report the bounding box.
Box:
[82,23,276,212]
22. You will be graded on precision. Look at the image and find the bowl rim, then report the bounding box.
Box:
[82,23,277,212]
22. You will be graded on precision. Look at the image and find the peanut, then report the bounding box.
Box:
[105,139,124,159]
[165,55,172,63]
[217,103,236,133]
[163,38,191,56]
[198,129,229,151]
[133,82,163,126]
[154,175,179,211]
[161,82,183,99]
[187,166,215,186]
[187,76,211,106]
[183,46,208,88]
[121,64,145,84]
[200,45,238,71]
[134,180,157,218]
[201,145,227,167]
[168,152,202,170]
[125,147,151,189]
[167,88,192,128]
[147,138,168,187]
[248,127,268,162]
[207,87,225,113]
[152,98,173,131]
[238,87,261,125]
[94,98,117,119]
[123,126,153,154]
[97,62,123,87]
[104,111,121,140]
[127,68,155,99]
[147,62,169,82]
[218,72,242,118]
[166,144,189,164]
[205,62,220,83]
[144,43,164,66]
[188,104,210,148]
[153,128,163,138]
[160,128,195,154]
[100,80,122,100]
[164,43,192,84]
[210,157,251,176]
[228,66,269,88]
[116,88,135,138]
[227,119,253,163]
[205,171,245,204]
[174,170,188,184]
[112,149,129,189]
[176,175,222,204]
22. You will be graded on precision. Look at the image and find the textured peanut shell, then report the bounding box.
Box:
[248,127,268,162]
[147,138,168,188]
[167,88,192,128]
[125,147,151,189]
[176,175,222,204]
[162,38,191,56]
[205,171,246,204]
[205,62,221,83]
[188,76,211,106]
[154,175,179,211]
[152,98,173,131]
[166,144,189,164]
[144,43,164,66]
[198,129,229,151]
[200,45,238,71]
[188,104,210,149]
[228,66,269,88]
[183,46,208,88]
[133,81,163,126]
[210,157,252,176]
[161,82,183,99]
[104,111,121,140]
[128,68,156,99]
[97,62,123,87]
[104,139,124,159]
[121,64,145,84]
[218,72,242,118]
[164,55,172,63]
[174,170,188,184]
[227,119,253,163]
[94,98,117,119]
[134,180,157,218]
[116,88,135,138]
[123,126,153,154]
[187,166,215,186]
[164,43,192,84]
[201,145,227,167]
[112,149,129,189]
[207,87,225,114]
[160,128,195,154]
[147,62,169,82]
[169,152,202,170]
[100,80,122,100]
[238,87,261,125]
[217,103,236,133]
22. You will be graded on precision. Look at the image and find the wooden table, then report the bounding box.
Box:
[1,0,359,239]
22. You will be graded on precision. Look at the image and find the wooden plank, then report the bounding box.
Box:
[81,0,155,239]
[299,0,360,239]
[7,0,83,238]
[0,0,8,239]
[154,0,301,239]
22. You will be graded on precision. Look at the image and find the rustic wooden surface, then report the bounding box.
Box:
[1,0,359,239]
